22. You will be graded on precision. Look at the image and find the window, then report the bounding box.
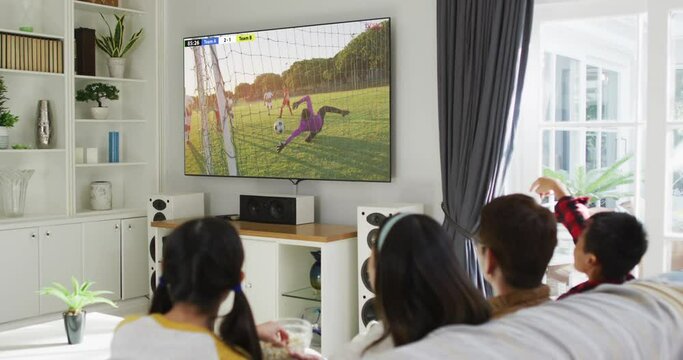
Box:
[669,13,683,269]
[510,9,646,295]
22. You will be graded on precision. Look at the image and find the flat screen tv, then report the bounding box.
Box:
[183,18,391,182]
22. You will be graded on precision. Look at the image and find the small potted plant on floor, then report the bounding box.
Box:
[0,76,19,149]
[76,82,119,120]
[39,277,118,345]
[96,13,143,78]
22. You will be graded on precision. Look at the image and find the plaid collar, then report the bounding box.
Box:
[558,274,635,300]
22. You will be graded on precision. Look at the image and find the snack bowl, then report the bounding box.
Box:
[279,318,312,353]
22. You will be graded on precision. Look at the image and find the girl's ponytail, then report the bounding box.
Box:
[149,277,173,314]
[219,286,262,360]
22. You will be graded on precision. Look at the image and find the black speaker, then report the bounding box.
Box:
[239,194,314,225]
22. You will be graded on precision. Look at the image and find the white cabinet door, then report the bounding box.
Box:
[83,220,121,301]
[40,223,83,314]
[121,217,148,299]
[241,238,278,324]
[0,228,39,323]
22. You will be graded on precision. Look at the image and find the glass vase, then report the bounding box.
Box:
[0,169,34,217]
[309,250,321,292]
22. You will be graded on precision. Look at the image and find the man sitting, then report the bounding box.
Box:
[477,194,558,317]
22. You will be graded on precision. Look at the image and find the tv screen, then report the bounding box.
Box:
[183,18,391,182]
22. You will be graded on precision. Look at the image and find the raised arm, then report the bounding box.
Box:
[531,177,590,243]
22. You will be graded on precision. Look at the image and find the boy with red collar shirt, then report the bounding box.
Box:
[530,177,648,300]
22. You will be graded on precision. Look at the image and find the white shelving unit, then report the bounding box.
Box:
[0,0,159,221]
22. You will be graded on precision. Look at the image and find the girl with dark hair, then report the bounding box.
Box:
[110,218,298,360]
[334,214,491,359]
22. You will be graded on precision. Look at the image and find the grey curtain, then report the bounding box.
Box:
[437,0,534,295]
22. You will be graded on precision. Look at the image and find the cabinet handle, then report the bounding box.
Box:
[245,282,253,289]
[45,231,50,237]
[115,224,119,230]
[30,233,36,239]
[128,224,132,230]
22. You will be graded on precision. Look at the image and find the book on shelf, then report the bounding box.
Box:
[0,32,64,74]
[75,28,96,76]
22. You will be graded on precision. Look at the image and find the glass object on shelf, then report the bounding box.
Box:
[19,0,37,33]
[309,250,321,291]
[281,287,321,302]
[300,307,321,349]
[0,169,34,217]
[670,129,683,233]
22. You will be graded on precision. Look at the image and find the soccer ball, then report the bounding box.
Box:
[273,119,285,134]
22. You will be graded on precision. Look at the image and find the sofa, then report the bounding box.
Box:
[368,272,683,359]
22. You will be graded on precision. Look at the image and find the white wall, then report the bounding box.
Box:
[161,0,441,225]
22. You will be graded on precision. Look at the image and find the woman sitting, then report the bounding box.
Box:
[110,217,294,360]
[334,214,491,359]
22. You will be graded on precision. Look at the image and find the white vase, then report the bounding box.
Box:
[0,127,8,149]
[90,181,112,210]
[91,107,109,120]
[108,57,126,78]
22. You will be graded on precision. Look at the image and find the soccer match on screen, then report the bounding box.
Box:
[183,18,391,181]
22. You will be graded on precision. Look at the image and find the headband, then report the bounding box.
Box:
[376,213,412,251]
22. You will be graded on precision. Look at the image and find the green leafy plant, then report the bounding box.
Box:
[39,277,117,315]
[76,83,119,107]
[543,155,635,205]
[96,14,143,58]
[0,76,19,128]
[11,144,31,149]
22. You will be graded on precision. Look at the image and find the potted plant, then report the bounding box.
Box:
[95,13,143,78]
[543,155,635,208]
[0,76,19,149]
[39,277,117,345]
[76,82,119,119]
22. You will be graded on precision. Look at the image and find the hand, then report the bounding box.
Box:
[530,177,569,199]
[341,110,350,117]
[256,321,288,347]
[276,141,286,153]
[293,101,300,110]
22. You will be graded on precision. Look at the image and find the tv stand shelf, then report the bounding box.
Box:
[151,218,357,357]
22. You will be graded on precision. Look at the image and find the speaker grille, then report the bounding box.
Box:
[152,199,167,211]
[150,271,157,290]
[149,236,156,262]
[240,195,298,224]
[361,298,377,326]
[366,212,386,226]
[367,228,379,248]
[361,258,374,293]
[153,212,166,222]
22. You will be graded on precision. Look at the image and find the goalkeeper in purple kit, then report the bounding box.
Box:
[276,95,349,153]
